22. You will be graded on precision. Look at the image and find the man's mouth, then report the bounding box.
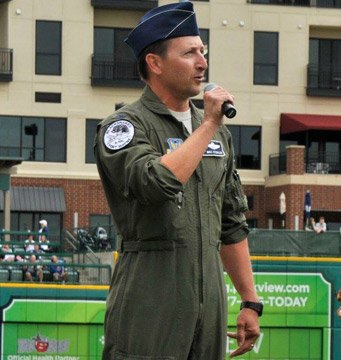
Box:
[194,76,205,82]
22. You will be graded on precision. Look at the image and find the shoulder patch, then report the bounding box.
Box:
[103,120,135,150]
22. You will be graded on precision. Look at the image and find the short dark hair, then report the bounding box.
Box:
[137,39,170,81]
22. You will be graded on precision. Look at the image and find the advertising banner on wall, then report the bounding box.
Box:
[1,300,106,360]
[225,272,331,360]
[0,271,332,360]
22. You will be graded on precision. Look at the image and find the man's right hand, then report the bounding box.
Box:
[203,85,235,128]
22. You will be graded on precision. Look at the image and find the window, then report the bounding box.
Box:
[93,27,139,82]
[200,29,209,82]
[0,116,66,162]
[36,21,62,75]
[254,32,278,85]
[246,219,258,229]
[0,212,62,240]
[228,125,261,170]
[309,38,341,89]
[247,196,254,211]
[86,119,101,164]
[35,92,61,103]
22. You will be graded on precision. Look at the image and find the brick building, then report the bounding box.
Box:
[0,0,340,237]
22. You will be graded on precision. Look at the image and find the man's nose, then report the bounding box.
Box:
[197,53,208,70]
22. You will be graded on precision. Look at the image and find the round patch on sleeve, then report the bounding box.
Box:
[103,120,135,150]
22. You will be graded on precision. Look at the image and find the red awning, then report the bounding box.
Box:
[280,113,341,135]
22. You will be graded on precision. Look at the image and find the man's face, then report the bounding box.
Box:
[157,36,207,99]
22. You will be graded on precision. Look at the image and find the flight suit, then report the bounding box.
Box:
[95,86,249,360]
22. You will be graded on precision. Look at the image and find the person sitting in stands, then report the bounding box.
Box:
[50,255,67,283]
[315,216,327,234]
[1,244,15,262]
[23,254,43,283]
[25,232,35,253]
[32,244,45,260]
[39,234,51,252]
[305,217,316,232]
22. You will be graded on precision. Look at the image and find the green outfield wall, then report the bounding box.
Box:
[0,257,340,360]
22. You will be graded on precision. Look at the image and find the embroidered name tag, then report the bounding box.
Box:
[203,140,225,157]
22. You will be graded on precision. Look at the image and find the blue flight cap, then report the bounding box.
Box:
[125,2,200,59]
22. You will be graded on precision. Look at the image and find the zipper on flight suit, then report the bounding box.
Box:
[176,191,183,209]
[196,180,204,319]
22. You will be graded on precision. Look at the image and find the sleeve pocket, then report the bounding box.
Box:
[231,179,248,214]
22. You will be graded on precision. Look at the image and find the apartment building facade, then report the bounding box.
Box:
[0,0,340,237]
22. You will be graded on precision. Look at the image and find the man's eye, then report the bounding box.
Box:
[203,44,208,56]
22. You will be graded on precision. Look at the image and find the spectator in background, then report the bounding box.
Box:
[315,216,327,233]
[23,254,43,283]
[50,255,67,283]
[305,217,316,232]
[1,244,15,262]
[39,234,51,252]
[32,244,45,260]
[24,232,35,253]
[39,219,49,239]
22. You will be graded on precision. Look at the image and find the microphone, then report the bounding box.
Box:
[204,83,237,119]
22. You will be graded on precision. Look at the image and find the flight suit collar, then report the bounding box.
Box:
[141,85,204,129]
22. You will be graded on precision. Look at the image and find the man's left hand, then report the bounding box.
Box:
[227,308,260,358]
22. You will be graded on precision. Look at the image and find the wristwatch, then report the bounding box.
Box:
[240,301,263,317]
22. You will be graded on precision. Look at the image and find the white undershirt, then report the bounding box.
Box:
[169,108,192,134]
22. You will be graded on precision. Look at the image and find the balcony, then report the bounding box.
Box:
[307,64,341,97]
[91,0,158,11]
[0,48,13,82]
[91,54,144,87]
[248,0,341,8]
[306,151,341,174]
[269,150,341,176]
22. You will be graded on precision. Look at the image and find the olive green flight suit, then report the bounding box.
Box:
[95,86,249,360]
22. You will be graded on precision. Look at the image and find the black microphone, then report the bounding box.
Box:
[204,83,237,119]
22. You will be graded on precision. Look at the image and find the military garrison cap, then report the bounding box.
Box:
[125,2,200,59]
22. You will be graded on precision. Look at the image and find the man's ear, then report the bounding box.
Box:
[145,53,163,76]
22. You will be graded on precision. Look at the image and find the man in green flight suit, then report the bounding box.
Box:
[95,2,262,359]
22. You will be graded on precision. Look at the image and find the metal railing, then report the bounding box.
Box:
[91,0,158,11]
[0,261,111,285]
[269,152,287,176]
[248,0,341,8]
[91,54,142,85]
[62,225,117,253]
[306,151,341,174]
[0,230,62,252]
[307,64,341,92]
[269,151,341,176]
[0,48,13,81]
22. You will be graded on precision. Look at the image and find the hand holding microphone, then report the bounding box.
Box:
[204,83,237,119]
